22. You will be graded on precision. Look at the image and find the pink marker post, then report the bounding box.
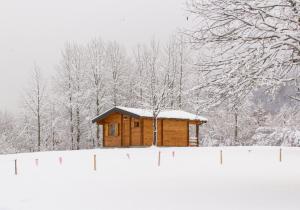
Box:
[35,159,39,167]
[59,157,63,165]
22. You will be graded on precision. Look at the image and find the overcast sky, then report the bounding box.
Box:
[0,0,188,112]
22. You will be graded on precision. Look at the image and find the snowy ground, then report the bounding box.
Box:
[0,147,299,210]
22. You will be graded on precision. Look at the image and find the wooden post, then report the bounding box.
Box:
[35,159,39,167]
[14,159,17,175]
[93,154,97,171]
[158,151,161,167]
[279,148,282,162]
[220,150,223,165]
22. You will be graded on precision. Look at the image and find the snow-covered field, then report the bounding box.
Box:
[0,147,299,210]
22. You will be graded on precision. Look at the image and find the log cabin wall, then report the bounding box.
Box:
[161,119,188,146]
[122,115,130,147]
[103,114,144,147]
[157,120,163,146]
[101,112,191,147]
[102,113,122,147]
[142,118,154,146]
[131,118,142,146]
[142,119,162,146]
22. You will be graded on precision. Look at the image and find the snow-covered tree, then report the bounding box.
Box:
[22,65,47,151]
[85,38,108,147]
[55,42,90,150]
[106,41,128,107]
[186,0,300,107]
[1,31,298,153]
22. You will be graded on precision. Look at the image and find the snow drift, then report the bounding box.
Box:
[0,147,299,210]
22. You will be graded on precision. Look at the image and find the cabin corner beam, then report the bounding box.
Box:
[161,119,164,146]
[196,124,199,147]
[129,116,132,146]
[187,121,189,147]
[121,114,124,147]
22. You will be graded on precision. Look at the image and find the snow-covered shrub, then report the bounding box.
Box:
[253,127,300,146]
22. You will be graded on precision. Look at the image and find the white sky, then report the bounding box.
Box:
[0,0,188,112]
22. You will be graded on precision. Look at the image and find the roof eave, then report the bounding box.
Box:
[92,107,141,123]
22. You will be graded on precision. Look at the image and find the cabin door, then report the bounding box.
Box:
[122,116,131,146]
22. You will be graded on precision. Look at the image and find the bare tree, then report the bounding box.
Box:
[71,44,86,150]
[106,42,127,107]
[56,43,75,150]
[133,44,145,102]
[23,64,46,151]
[56,43,88,150]
[49,102,57,150]
[140,39,177,145]
[86,38,107,147]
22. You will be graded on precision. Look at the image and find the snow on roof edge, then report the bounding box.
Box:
[92,106,208,122]
[91,107,115,122]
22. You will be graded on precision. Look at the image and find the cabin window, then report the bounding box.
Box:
[105,123,119,136]
[134,121,140,128]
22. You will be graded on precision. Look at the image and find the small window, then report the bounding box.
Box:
[134,121,140,128]
[105,123,119,136]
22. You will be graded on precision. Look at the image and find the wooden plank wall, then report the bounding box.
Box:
[162,119,188,146]
[142,119,164,146]
[143,119,154,146]
[122,115,130,147]
[102,113,122,147]
[101,113,190,147]
[131,118,142,146]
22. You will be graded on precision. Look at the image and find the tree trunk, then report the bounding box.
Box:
[37,79,41,151]
[76,106,80,150]
[68,77,74,150]
[95,93,100,148]
[52,133,55,150]
[70,108,74,150]
[152,114,158,146]
[178,50,183,109]
[234,111,238,145]
[37,111,41,151]
[51,104,55,151]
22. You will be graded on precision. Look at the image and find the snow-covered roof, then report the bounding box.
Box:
[92,106,208,123]
[116,106,153,118]
[157,110,208,121]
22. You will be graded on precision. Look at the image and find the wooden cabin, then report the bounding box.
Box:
[92,106,207,147]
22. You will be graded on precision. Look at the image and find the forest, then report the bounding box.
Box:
[0,0,300,153]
